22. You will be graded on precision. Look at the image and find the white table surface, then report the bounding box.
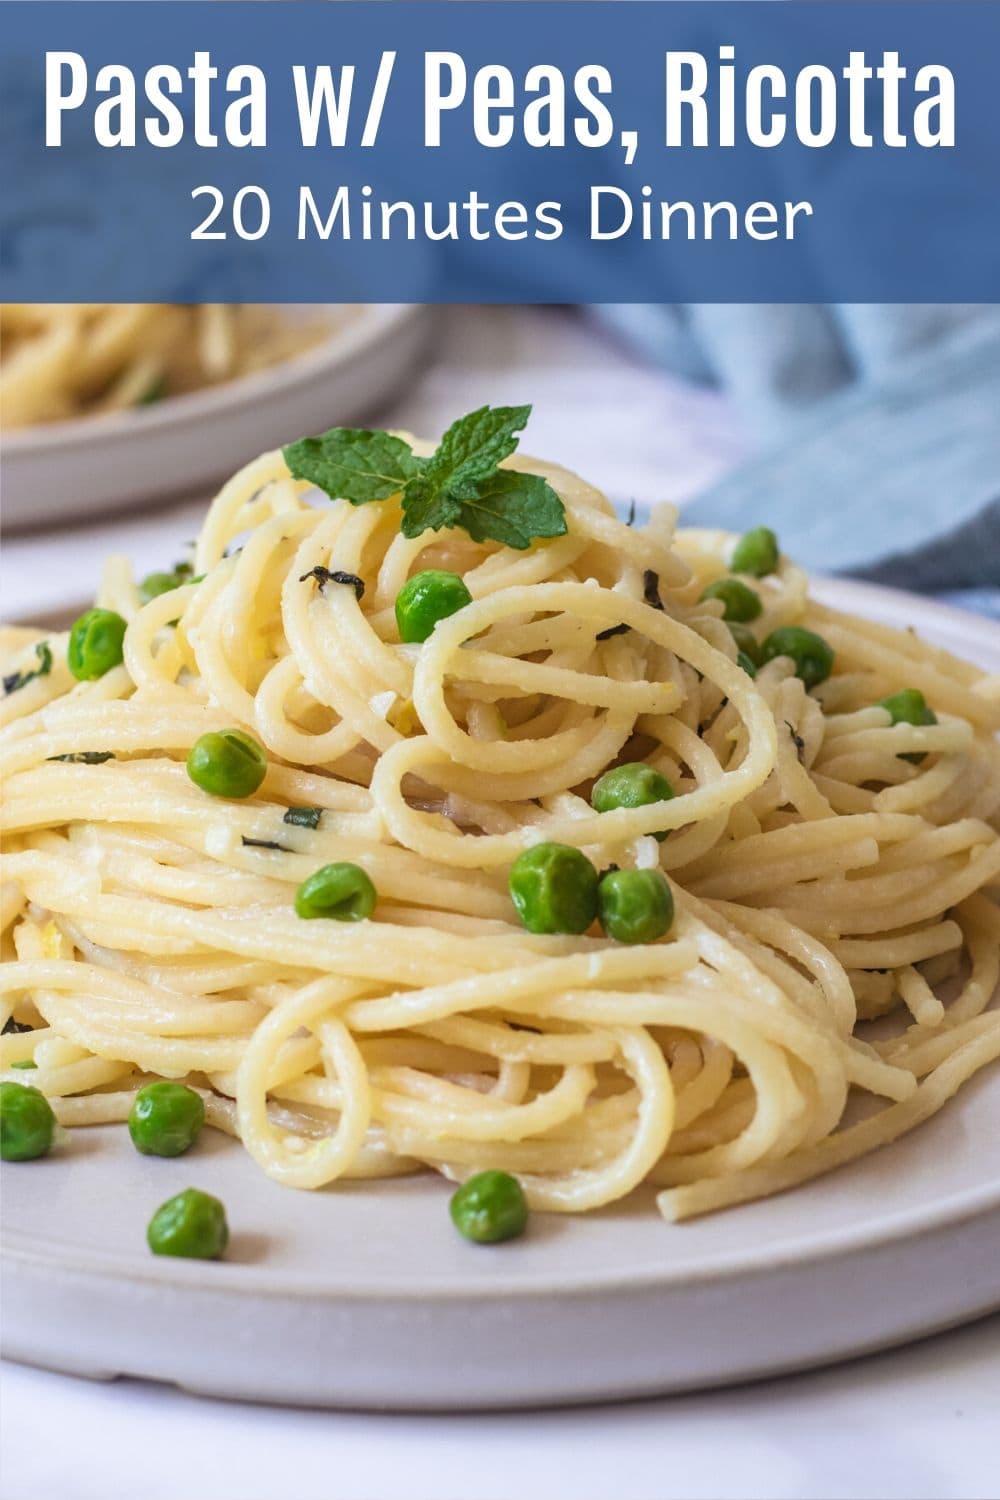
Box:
[3,1315,998,1500]
[2,307,997,1500]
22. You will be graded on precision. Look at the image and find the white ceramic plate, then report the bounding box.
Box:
[0,305,431,532]
[2,579,998,1410]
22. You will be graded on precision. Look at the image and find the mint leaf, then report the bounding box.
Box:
[283,428,421,505]
[400,475,463,539]
[421,405,532,501]
[456,470,568,551]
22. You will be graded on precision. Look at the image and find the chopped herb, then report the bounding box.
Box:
[283,405,568,552]
[299,567,365,600]
[596,623,630,641]
[2,1018,33,1036]
[137,375,167,406]
[11,1060,37,1070]
[241,836,290,852]
[47,751,115,765]
[626,500,637,527]
[283,806,323,830]
[785,721,806,761]
[643,570,664,611]
[3,642,52,697]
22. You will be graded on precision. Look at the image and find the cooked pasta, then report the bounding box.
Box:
[0,304,334,429]
[2,432,998,1222]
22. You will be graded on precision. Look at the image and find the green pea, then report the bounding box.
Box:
[700,578,762,623]
[295,862,377,921]
[736,651,758,678]
[450,1170,529,1244]
[879,688,938,764]
[147,1187,228,1260]
[597,868,674,946]
[728,622,762,666]
[760,626,835,690]
[395,570,473,644]
[0,1081,56,1161]
[67,608,127,681]
[591,762,674,842]
[187,729,267,799]
[139,572,178,601]
[508,843,599,935]
[128,1082,205,1158]
[139,561,198,601]
[731,526,779,578]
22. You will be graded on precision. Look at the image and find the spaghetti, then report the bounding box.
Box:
[2,436,999,1221]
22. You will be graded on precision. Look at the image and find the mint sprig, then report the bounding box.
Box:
[282,405,567,551]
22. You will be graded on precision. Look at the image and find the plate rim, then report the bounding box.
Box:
[3,1159,998,1304]
[808,574,998,645]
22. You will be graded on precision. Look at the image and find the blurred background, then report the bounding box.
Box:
[2,299,999,623]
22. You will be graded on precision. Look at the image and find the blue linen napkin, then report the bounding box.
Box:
[595,305,1000,618]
